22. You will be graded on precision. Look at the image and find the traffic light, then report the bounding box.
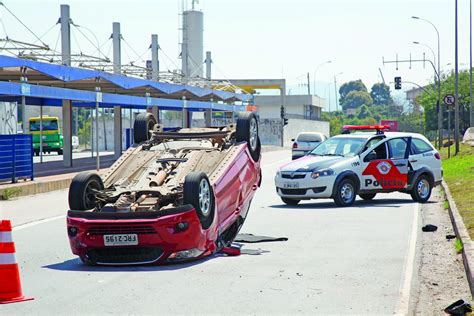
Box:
[284,118,288,126]
[280,106,285,119]
[394,76,402,90]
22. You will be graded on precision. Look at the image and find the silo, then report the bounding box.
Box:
[182,10,203,79]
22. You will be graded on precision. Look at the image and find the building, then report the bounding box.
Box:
[254,94,325,120]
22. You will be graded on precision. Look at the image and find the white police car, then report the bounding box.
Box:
[275,125,443,206]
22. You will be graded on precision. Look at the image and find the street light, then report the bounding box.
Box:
[413,41,436,66]
[313,60,332,96]
[333,72,343,112]
[412,16,442,149]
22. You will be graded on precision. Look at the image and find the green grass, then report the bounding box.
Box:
[438,143,474,238]
[0,187,21,200]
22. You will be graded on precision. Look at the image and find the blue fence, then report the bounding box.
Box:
[0,134,34,183]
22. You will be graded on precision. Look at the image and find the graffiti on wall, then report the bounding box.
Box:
[0,102,18,135]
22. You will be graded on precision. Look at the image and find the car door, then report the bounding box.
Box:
[360,137,410,190]
[408,138,442,181]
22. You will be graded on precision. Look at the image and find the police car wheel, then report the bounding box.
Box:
[281,197,300,206]
[359,193,376,200]
[410,175,432,203]
[334,178,356,207]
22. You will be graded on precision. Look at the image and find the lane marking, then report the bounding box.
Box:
[13,215,65,232]
[394,203,420,315]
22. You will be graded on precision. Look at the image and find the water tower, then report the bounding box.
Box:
[181,1,204,79]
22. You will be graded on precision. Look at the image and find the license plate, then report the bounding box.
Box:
[103,234,138,246]
[283,182,299,189]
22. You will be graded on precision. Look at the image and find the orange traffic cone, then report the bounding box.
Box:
[0,220,33,304]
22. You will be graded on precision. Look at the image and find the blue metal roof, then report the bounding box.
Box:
[0,54,251,102]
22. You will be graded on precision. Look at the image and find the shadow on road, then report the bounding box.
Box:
[269,198,417,210]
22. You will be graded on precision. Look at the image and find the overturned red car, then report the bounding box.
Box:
[66,112,261,265]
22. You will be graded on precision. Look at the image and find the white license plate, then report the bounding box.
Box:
[283,182,299,189]
[103,234,138,246]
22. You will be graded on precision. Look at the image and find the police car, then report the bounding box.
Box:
[275,125,443,206]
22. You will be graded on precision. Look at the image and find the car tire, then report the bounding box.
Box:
[57,149,63,155]
[334,178,357,207]
[133,112,157,144]
[68,172,104,211]
[281,197,300,205]
[410,175,432,203]
[183,172,215,230]
[359,193,376,200]
[236,112,261,161]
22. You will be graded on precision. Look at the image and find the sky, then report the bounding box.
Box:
[1,0,473,108]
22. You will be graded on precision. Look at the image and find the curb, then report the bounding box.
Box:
[442,180,474,298]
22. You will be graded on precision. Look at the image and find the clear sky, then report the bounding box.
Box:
[1,0,472,106]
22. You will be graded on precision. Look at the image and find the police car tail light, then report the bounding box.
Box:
[434,152,441,160]
[292,142,298,149]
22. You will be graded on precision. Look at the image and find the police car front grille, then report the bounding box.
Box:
[280,188,308,195]
[281,173,306,179]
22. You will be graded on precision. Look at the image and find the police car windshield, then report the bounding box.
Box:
[309,137,366,157]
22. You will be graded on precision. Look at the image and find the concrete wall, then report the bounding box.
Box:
[254,94,326,120]
[259,119,283,146]
[0,102,18,134]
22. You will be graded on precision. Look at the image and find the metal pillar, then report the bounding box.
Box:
[182,96,189,128]
[471,0,473,127]
[112,22,122,159]
[151,34,160,121]
[151,34,159,81]
[205,51,212,127]
[60,4,72,167]
[39,104,43,163]
[96,101,99,171]
[455,0,460,154]
[280,83,286,147]
[20,96,26,132]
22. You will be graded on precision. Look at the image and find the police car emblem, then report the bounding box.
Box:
[376,161,391,175]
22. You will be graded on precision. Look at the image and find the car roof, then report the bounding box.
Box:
[332,131,430,141]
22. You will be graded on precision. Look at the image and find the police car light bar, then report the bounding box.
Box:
[342,125,391,134]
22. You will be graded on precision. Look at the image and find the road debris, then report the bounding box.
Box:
[444,299,472,315]
[422,224,438,232]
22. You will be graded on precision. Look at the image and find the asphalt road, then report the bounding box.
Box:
[0,150,419,315]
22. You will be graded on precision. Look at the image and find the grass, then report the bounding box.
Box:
[438,143,474,238]
[0,187,22,200]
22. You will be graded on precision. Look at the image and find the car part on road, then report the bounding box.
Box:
[236,112,261,161]
[334,178,357,207]
[359,193,377,200]
[133,112,157,144]
[411,175,433,203]
[281,197,300,205]
[234,233,288,243]
[421,224,438,232]
[68,172,104,211]
[183,172,215,229]
[446,234,457,240]
[444,299,472,315]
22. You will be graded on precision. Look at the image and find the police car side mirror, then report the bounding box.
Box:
[364,151,377,162]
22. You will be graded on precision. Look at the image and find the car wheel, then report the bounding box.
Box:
[359,193,376,200]
[334,178,356,207]
[33,150,39,156]
[57,149,63,155]
[68,172,104,211]
[410,175,432,203]
[183,172,215,230]
[133,112,157,144]
[281,197,300,205]
[236,112,261,161]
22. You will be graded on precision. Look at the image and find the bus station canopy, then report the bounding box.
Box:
[0,54,251,111]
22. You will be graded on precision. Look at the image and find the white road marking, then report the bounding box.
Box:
[394,203,420,315]
[12,215,66,231]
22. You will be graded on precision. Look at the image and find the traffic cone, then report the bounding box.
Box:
[0,220,33,304]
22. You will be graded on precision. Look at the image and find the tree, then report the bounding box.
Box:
[370,83,393,106]
[342,90,373,110]
[357,105,372,119]
[339,80,367,106]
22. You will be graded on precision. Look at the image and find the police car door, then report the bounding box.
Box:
[360,137,410,191]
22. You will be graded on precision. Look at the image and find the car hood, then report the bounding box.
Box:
[279,155,344,172]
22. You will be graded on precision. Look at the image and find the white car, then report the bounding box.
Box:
[275,125,443,206]
[291,132,326,160]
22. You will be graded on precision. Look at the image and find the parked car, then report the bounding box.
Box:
[291,132,326,160]
[276,125,442,206]
[66,112,262,265]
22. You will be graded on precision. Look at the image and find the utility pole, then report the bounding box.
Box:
[307,72,311,95]
[471,0,473,127]
[204,51,212,127]
[455,0,460,154]
[60,4,72,167]
[112,22,121,159]
[151,34,159,121]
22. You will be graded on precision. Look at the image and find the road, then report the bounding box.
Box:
[0,150,419,315]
